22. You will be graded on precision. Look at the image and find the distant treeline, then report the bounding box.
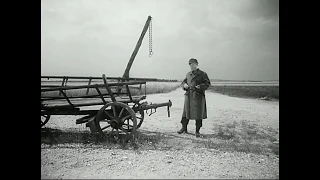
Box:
[210,79,280,82]
[175,79,279,82]
[151,79,178,82]
[107,78,178,82]
[41,76,178,82]
[210,79,263,82]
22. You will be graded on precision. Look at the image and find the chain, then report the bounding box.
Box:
[149,17,153,57]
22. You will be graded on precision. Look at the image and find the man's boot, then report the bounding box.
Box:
[177,123,188,134]
[195,119,202,137]
[195,126,201,137]
[177,117,189,134]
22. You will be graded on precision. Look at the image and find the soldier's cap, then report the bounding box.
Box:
[189,58,198,65]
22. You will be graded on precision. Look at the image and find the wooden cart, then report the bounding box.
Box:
[41,74,172,138]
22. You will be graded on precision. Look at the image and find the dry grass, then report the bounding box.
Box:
[40,128,165,150]
[208,85,279,100]
[145,82,181,94]
[198,120,279,155]
[41,82,181,98]
[41,120,279,155]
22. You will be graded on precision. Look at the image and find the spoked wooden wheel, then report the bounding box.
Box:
[95,102,137,138]
[131,102,145,129]
[41,114,51,127]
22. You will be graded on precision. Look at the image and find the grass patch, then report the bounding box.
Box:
[131,131,165,150]
[41,127,165,150]
[145,82,181,95]
[41,120,279,155]
[268,143,279,155]
[208,85,279,100]
[197,120,279,155]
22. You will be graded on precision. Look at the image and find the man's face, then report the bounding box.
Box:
[189,62,198,71]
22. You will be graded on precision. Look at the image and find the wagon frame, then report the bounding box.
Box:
[41,74,172,138]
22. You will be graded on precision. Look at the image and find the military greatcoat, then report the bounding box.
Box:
[182,69,211,120]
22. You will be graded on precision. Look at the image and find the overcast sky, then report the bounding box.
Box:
[41,0,279,81]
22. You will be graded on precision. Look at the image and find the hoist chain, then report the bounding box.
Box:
[149,17,153,57]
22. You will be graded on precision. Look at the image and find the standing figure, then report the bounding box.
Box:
[178,58,211,137]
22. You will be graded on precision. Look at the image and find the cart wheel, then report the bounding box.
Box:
[95,102,137,138]
[132,103,144,129]
[41,114,51,127]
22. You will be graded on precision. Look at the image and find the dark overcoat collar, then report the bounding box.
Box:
[189,68,201,80]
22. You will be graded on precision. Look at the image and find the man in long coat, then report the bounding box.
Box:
[177,58,211,137]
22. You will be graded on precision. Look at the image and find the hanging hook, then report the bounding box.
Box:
[149,51,153,57]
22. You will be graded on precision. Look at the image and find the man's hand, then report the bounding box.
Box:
[195,85,200,89]
[183,83,189,89]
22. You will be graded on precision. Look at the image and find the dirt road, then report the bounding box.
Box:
[41,88,279,179]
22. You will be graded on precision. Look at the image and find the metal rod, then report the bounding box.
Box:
[138,101,172,111]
